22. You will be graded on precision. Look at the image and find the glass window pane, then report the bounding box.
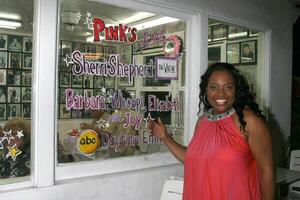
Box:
[57,1,186,163]
[0,0,33,182]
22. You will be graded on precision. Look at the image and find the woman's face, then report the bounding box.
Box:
[206,70,236,114]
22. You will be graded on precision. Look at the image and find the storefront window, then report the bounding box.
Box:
[0,0,33,183]
[57,1,186,163]
[208,19,267,114]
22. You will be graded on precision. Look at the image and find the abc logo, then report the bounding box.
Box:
[77,130,100,155]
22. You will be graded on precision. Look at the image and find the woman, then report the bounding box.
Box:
[148,62,275,199]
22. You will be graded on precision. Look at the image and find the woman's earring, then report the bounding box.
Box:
[203,94,209,106]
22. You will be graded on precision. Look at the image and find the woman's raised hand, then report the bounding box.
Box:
[148,118,169,140]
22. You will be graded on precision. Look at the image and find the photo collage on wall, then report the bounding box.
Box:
[58,40,119,119]
[0,34,32,120]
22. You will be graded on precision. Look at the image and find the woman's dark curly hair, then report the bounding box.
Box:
[198,62,264,133]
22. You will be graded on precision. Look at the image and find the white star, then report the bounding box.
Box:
[2,130,14,144]
[16,130,24,139]
[84,12,93,29]
[63,54,74,68]
[6,144,22,162]
[96,118,106,129]
[101,87,106,94]
[144,113,154,128]
[105,122,110,128]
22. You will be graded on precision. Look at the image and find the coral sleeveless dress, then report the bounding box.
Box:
[183,109,261,200]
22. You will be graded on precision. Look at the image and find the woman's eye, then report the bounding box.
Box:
[225,85,233,90]
[209,86,217,91]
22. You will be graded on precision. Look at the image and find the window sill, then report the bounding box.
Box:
[55,151,180,181]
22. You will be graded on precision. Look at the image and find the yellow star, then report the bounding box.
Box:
[6,144,22,162]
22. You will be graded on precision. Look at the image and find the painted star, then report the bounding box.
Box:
[6,144,22,162]
[84,11,93,29]
[144,113,154,128]
[96,118,106,129]
[63,54,74,68]
[105,122,110,128]
[16,130,24,139]
[101,87,106,94]
[2,130,14,144]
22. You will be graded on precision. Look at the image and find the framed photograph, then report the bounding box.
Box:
[228,25,248,39]
[93,76,104,89]
[105,76,115,88]
[156,57,178,80]
[61,41,72,56]
[118,77,134,87]
[119,45,132,64]
[60,72,71,87]
[73,88,82,96]
[0,51,7,68]
[22,71,32,86]
[208,46,221,62]
[73,42,85,52]
[7,87,21,103]
[23,54,32,69]
[241,41,256,64]
[7,70,21,85]
[212,24,227,41]
[132,42,141,54]
[9,52,21,68]
[22,104,31,118]
[59,88,66,103]
[0,104,6,120]
[86,44,96,54]
[208,26,212,42]
[8,35,22,52]
[84,89,93,98]
[0,69,6,85]
[72,75,83,88]
[23,37,33,52]
[83,75,93,88]
[22,87,31,102]
[93,89,102,96]
[59,104,71,119]
[7,104,20,118]
[226,43,240,64]
[0,86,7,102]
[0,34,7,50]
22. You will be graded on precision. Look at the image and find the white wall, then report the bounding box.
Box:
[0,0,293,199]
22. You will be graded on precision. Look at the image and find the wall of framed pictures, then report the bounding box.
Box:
[0,34,32,121]
[58,40,134,119]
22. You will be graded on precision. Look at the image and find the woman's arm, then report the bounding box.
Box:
[243,109,275,200]
[148,117,204,163]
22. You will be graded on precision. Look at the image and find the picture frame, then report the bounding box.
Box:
[7,70,21,85]
[0,34,8,50]
[22,87,31,102]
[132,42,141,54]
[59,88,66,103]
[83,75,93,88]
[61,41,73,56]
[0,86,7,102]
[22,103,31,118]
[0,104,6,120]
[9,52,21,68]
[73,42,85,52]
[228,25,248,39]
[22,71,32,86]
[60,56,71,72]
[212,24,227,41]
[208,46,221,62]
[119,44,132,64]
[93,89,102,96]
[105,76,115,88]
[7,86,21,103]
[93,76,105,89]
[0,69,6,85]
[0,51,7,68]
[71,109,82,118]
[155,57,178,80]
[59,104,71,119]
[8,35,22,52]
[118,77,134,87]
[23,37,33,53]
[60,72,71,87]
[226,43,240,65]
[208,26,212,42]
[84,89,93,98]
[72,75,83,88]
[240,40,257,64]
[7,104,20,118]
[23,54,32,69]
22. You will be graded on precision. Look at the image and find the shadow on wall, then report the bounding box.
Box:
[267,109,289,167]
